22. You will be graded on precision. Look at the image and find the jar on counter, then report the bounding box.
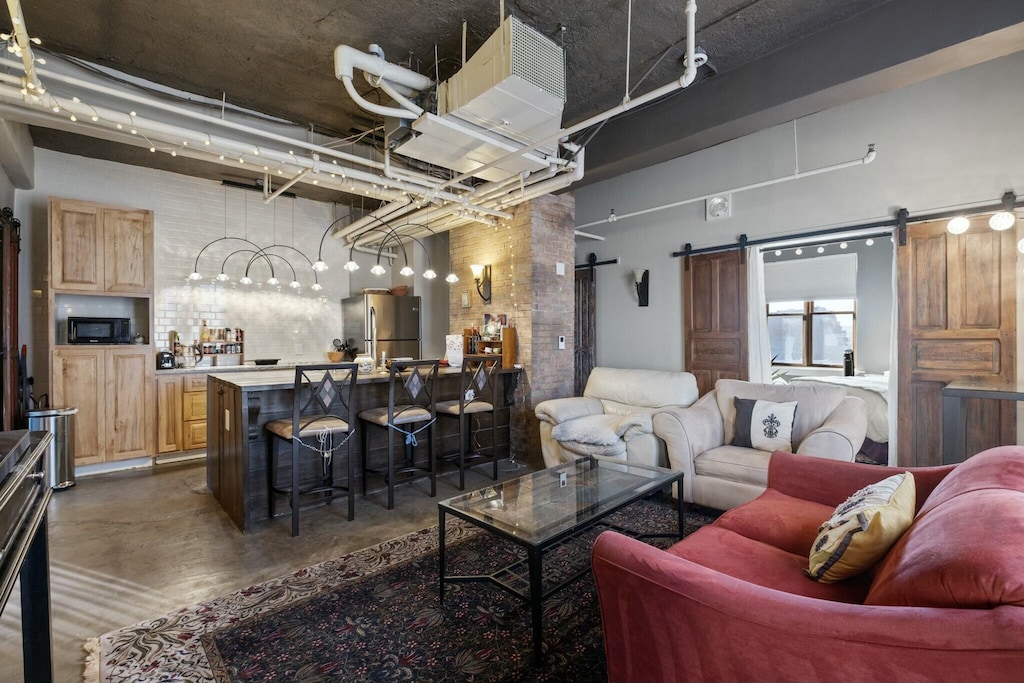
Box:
[354,354,375,374]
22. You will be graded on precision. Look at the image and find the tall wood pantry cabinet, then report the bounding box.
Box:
[48,198,155,464]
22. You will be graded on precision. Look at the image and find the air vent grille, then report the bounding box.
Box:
[510,16,565,102]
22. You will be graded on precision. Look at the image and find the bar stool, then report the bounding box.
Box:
[436,354,501,490]
[265,363,358,537]
[358,359,439,510]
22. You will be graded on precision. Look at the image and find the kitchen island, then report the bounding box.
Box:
[206,366,521,532]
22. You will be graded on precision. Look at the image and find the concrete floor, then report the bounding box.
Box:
[0,456,531,683]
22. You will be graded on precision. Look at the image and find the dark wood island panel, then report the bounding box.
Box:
[207,367,520,532]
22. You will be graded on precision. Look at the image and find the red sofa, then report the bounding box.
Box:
[592,447,1024,682]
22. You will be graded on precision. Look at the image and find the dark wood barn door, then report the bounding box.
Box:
[683,250,748,396]
[897,216,1016,467]
[574,267,597,396]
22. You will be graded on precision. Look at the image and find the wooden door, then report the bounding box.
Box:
[898,217,1016,467]
[683,250,748,396]
[574,267,596,396]
[155,375,183,454]
[50,199,103,291]
[103,208,153,293]
[51,349,105,464]
[107,348,155,460]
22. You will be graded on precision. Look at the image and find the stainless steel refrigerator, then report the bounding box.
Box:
[341,294,421,362]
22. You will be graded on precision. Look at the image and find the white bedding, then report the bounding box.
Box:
[788,375,889,443]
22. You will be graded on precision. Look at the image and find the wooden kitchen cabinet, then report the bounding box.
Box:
[50,198,153,293]
[106,348,155,460]
[156,375,183,454]
[51,349,105,465]
[183,374,208,450]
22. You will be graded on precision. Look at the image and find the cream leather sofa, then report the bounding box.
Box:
[535,367,699,469]
[653,379,867,510]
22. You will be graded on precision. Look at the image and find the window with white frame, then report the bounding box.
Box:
[764,253,857,367]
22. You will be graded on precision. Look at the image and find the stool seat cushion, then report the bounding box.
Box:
[359,405,432,426]
[265,415,349,440]
[436,399,494,415]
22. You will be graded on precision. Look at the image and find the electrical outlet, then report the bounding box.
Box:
[558,335,566,350]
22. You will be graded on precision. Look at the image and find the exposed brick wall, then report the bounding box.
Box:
[449,193,576,467]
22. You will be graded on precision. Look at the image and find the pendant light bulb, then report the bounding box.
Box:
[312,259,329,272]
[267,276,280,286]
[989,211,1016,231]
[215,272,229,282]
[794,248,803,256]
[239,275,253,285]
[865,239,874,246]
[400,265,415,277]
[343,259,360,272]
[188,271,202,281]
[311,282,323,291]
[445,272,459,283]
[1018,238,1024,255]
[947,216,970,235]
[289,280,301,289]
[370,264,386,276]
[423,269,437,280]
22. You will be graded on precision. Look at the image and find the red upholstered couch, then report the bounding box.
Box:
[592,447,1024,682]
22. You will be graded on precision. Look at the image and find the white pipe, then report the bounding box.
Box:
[498,149,585,207]
[376,78,424,116]
[439,0,702,190]
[574,230,605,240]
[262,169,310,204]
[341,76,418,120]
[334,45,433,91]
[575,144,877,230]
[0,55,424,182]
[4,0,41,94]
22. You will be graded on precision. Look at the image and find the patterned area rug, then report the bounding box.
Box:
[92,498,719,683]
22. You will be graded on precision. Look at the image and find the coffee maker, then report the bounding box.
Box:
[156,350,175,369]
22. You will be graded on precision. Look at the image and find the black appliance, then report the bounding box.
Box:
[67,317,131,344]
[156,351,175,369]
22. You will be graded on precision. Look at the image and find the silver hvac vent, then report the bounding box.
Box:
[510,17,566,102]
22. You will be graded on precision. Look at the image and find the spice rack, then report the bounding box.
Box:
[463,327,516,368]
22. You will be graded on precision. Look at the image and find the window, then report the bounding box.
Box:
[768,299,856,367]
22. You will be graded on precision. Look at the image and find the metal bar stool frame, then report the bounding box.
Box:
[436,354,502,490]
[359,359,440,510]
[265,363,359,537]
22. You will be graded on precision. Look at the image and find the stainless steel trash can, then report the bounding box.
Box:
[27,407,78,489]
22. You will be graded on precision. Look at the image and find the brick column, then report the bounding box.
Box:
[449,193,576,467]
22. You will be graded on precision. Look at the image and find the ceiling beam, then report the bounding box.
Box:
[580,0,1024,187]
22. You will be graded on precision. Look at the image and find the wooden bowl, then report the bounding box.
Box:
[390,285,409,296]
[326,351,344,362]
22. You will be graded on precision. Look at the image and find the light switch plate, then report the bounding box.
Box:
[556,262,565,276]
[558,335,566,350]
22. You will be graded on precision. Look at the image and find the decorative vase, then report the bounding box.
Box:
[354,354,375,374]
[445,334,464,368]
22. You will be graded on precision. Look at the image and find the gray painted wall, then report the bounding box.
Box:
[763,239,894,374]
[575,51,1024,372]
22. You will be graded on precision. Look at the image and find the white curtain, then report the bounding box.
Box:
[887,239,899,465]
[747,247,772,383]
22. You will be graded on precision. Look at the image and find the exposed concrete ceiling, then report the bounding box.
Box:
[10,0,1024,200]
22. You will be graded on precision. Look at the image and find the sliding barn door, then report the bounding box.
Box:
[683,250,748,396]
[898,217,1016,467]
[574,267,597,396]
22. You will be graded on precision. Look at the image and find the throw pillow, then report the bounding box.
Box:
[731,397,797,452]
[806,472,916,583]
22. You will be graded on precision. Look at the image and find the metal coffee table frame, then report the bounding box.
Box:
[437,456,684,665]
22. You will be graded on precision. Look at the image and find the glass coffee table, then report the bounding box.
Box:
[438,455,684,665]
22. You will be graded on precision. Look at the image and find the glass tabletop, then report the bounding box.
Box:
[439,456,680,546]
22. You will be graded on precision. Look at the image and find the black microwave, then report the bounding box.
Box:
[68,317,132,344]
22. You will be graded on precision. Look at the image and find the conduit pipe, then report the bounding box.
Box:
[575,144,877,230]
[262,169,310,204]
[335,45,433,120]
[438,0,703,191]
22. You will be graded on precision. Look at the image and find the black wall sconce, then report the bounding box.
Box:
[633,268,649,307]
[470,264,492,303]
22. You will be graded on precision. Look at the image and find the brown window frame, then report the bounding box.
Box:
[767,300,857,368]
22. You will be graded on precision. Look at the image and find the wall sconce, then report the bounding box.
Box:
[470,264,491,303]
[633,269,649,307]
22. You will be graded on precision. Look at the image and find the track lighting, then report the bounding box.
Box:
[795,248,803,255]
[865,239,874,246]
[946,216,969,235]
[839,242,848,249]
[989,192,1017,231]
[816,246,825,254]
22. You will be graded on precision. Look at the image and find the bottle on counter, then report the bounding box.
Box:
[200,320,209,343]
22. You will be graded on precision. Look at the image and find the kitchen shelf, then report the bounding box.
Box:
[463,327,516,368]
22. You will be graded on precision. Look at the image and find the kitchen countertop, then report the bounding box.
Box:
[209,365,521,391]
[156,363,303,375]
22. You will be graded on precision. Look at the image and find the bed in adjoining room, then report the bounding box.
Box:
[786,374,890,465]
